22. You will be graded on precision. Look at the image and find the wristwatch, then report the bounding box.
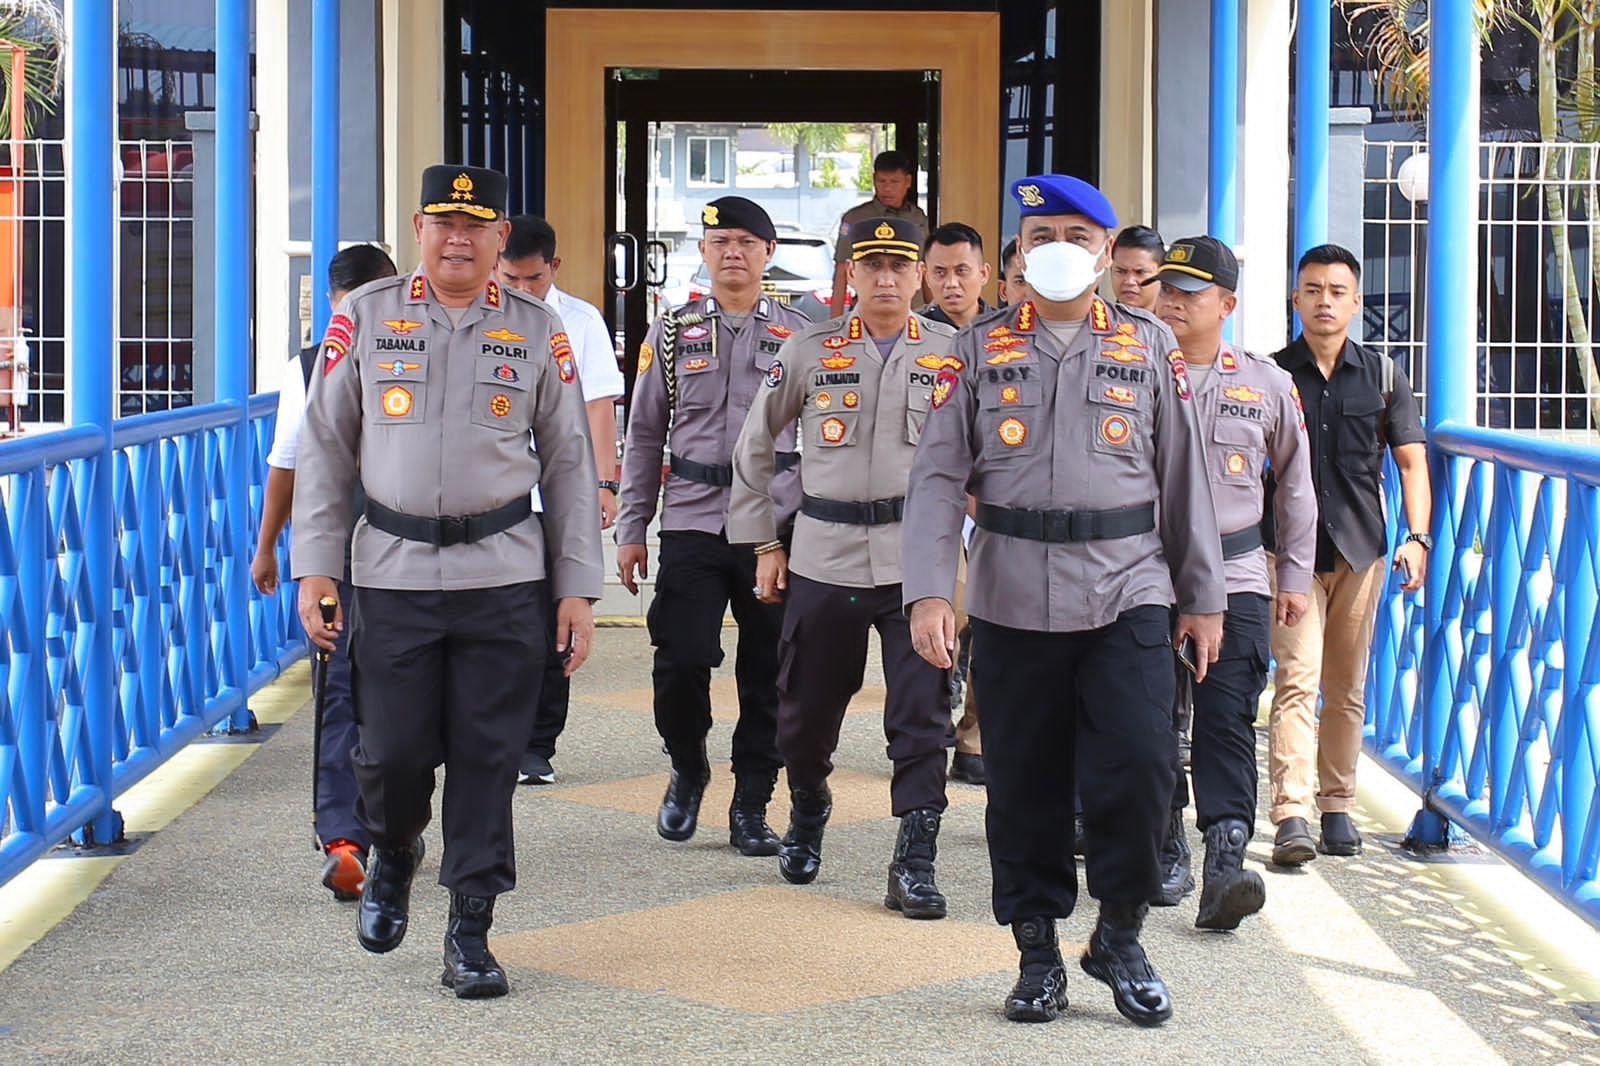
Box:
[598,480,621,493]
[1406,532,1434,551]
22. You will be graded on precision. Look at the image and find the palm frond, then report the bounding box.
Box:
[0,0,65,136]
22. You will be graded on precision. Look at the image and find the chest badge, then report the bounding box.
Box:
[384,319,424,335]
[1226,452,1248,475]
[843,391,860,408]
[378,359,420,377]
[1222,384,1264,404]
[484,326,525,343]
[493,363,520,383]
[915,354,964,372]
[987,349,1029,365]
[1000,385,1022,405]
[488,393,513,418]
[684,357,712,373]
[381,385,413,418]
[997,417,1028,447]
[682,324,710,341]
[1100,413,1133,446]
[1102,385,1137,406]
[767,323,794,340]
[820,353,856,370]
[814,391,833,410]
[820,417,847,444]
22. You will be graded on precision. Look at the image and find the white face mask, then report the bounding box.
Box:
[1022,240,1106,302]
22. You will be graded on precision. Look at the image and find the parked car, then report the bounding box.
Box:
[683,234,851,321]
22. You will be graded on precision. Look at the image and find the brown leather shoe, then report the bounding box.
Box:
[1271,817,1317,867]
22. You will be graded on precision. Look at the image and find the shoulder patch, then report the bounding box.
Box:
[765,359,785,388]
[930,368,960,410]
[1167,349,1192,401]
[321,312,355,376]
[637,341,655,376]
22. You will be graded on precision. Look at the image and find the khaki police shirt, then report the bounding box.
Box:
[1195,344,1316,599]
[901,297,1228,632]
[615,295,810,547]
[834,199,931,264]
[730,312,958,589]
[292,271,604,598]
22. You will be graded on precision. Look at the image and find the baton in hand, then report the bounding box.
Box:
[311,595,337,850]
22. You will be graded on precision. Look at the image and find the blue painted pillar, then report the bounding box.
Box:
[1415,0,1480,846]
[68,0,120,843]
[1208,0,1239,245]
[312,0,340,341]
[217,0,252,727]
[1293,0,1331,263]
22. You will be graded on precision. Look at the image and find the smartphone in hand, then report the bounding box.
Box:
[1176,635,1199,676]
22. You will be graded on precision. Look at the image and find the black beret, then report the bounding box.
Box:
[700,196,777,242]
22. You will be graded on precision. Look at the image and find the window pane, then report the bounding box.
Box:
[689,138,708,182]
[711,139,728,183]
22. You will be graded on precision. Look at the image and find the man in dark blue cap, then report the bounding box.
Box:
[902,173,1227,1027]
[616,195,812,857]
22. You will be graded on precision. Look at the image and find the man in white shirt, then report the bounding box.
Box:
[499,215,626,784]
[251,243,398,901]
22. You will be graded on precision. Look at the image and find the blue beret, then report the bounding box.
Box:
[1010,174,1118,229]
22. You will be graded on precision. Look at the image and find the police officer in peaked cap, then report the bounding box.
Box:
[292,163,603,999]
[901,174,1228,1027]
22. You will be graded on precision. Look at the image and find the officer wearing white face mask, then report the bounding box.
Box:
[901,174,1226,1029]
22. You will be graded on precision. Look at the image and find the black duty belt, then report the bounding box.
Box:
[364,496,532,547]
[1220,526,1263,560]
[975,501,1156,544]
[801,494,905,526]
[671,452,799,487]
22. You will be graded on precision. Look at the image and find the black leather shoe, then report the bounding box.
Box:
[1150,810,1194,906]
[657,743,710,842]
[949,752,986,785]
[1196,818,1266,931]
[778,785,831,885]
[728,773,781,856]
[1080,901,1173,1027]
[1318,811,1363,856]
[1271,817,1317,866]
[441,893,509,999]
[1005,917,1068,1022]
[357,837,424,954]
[884,809,947,919]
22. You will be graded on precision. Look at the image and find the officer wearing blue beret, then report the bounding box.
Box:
[902,173,1227,1027]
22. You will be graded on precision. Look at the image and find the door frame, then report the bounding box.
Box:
[545,7,1001,311]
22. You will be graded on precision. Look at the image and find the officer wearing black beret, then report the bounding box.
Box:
[616,194,811,859]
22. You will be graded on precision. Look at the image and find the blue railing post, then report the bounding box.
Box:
[217,0,252,729]
[1293,0,1331,265]
[68,0,120,845]
[311,0,340,342]
[1208,0,1239,246]
[1412,0,1481,848]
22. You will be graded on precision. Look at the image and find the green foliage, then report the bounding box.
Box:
[815,156,844,189]
[766,122,849,154]
[856,144,874,192]
[0,0,65,136]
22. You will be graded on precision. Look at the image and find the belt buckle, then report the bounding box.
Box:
[438,514,470,547]
[871,499,896,524]
[1041,511,1070,542]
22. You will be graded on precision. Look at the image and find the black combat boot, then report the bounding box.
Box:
[884,808,947,919]
[1196,817,1267,931]
[657,741,711,842]
[728,772,781,856]
[441,893,509,999]
[1080,901,1173,1027]
[1150,809,1194,906]
[356,837,424,954]
[1004,916,1069,1022]
[777,785,832,885]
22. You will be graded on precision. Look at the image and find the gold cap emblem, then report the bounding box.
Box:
[1169,244,1192,263]
[451,172,475,201]
[874,221,896,239]
[1017,184,1045,208]
[703,205,720,226]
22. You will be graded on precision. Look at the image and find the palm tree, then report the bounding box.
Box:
[0,0,62,138]
[1343,0,1600,427]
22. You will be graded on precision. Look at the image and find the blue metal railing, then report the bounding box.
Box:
[1369,422,1600,926]
[0,397,305,888]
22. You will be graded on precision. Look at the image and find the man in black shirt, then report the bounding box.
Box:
[1266,244,1432,865]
